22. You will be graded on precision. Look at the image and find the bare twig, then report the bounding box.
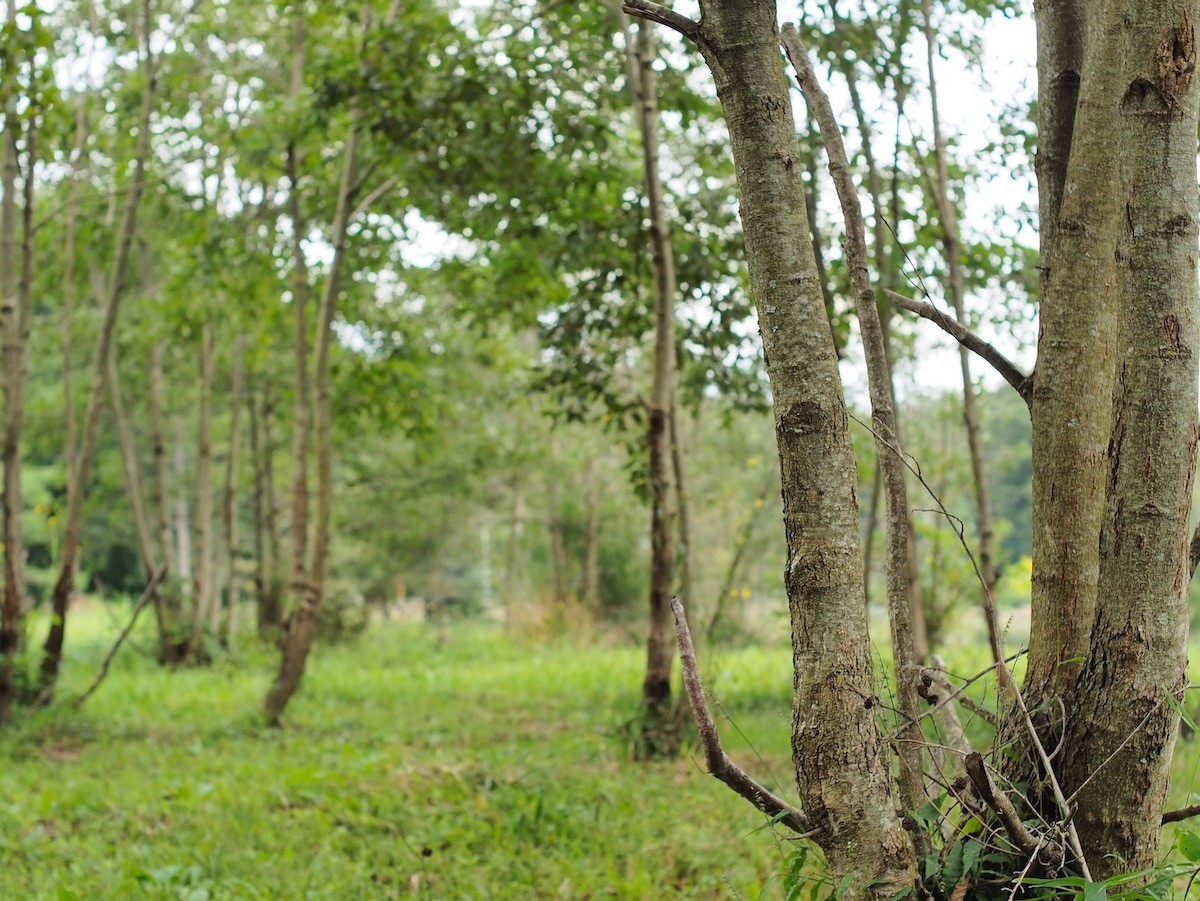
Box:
[885,290,1032,404]
[965,752,1045,857]
[671,597,811,835]
[71,566,168,709]
[620,0,700,42]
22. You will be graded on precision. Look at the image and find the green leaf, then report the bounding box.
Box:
[961,838,983,876]
[1179,829,1200,862]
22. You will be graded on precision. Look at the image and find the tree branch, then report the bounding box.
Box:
[885,290,1033,405]
[71,566,167,709]
[1163,803,1200,825]
[964,752,1048,857]
[620,1,700,43]
[671,597,811,835]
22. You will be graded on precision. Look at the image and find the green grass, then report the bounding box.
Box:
[0,607,800,899]
[4,604,1200,899]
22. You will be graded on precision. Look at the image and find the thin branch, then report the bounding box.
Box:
[671,597,811,835]
[71,566,167,709]
[350,173,400,221]
[886,290,1032,404]
[620,0,700,42]
[1164,803,1200,825]
[964,752,1046,857]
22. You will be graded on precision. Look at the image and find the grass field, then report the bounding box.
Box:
[0,607,802,899]
[2,604,1199,899]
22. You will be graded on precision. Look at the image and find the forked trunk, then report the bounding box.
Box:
[40,0,156,693]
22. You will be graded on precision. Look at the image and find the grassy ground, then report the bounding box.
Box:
[0,607,801,899]
[2,605,1199,899]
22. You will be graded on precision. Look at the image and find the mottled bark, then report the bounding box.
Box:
[784,23,929,861]
[172,427,192,591]
[1059,0,1200,873]
[40,0,156,692]
[624,2,916,893]
[1025,0,1126,705]
[628,17,680,749]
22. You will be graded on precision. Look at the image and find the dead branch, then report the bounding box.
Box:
[71,565,168,709]
[964,752,1047,858]
[671,597,811,834]
[885,290,1032,405]
[620,0,700,42]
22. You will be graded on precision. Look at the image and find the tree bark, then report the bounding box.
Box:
[1058,0,1200,873]
[637,4,916,894]
[784,23,930,861]
[39,0,156,693]
[0,41,21,722]
[619,15,681,753]
[172,425,192,593]
[106,343,172,660]
[1024,0,1125,707]
[285,7,311,635]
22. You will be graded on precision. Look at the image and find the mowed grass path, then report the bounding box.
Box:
[0,611,799,898]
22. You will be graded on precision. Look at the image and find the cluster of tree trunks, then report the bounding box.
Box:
[626,0,1200,894]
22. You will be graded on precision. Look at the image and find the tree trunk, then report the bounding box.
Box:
[249,379,283,638]
[221,335,245,649]
[106,344,172,660]
[581,455,600,610]
[187,322,215,661]
[39,0,156,694]
[678,4,915,893]
[502,472,525,623]
[1056,0,1200,873]
[620,15,681,755]
[0,52,20,723]
[265,5,375,717]
[1024,0,1126,708]
[284,9,311,640]
[172,426,193,594]
[546,440,568,606]
[784,24,930,860]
